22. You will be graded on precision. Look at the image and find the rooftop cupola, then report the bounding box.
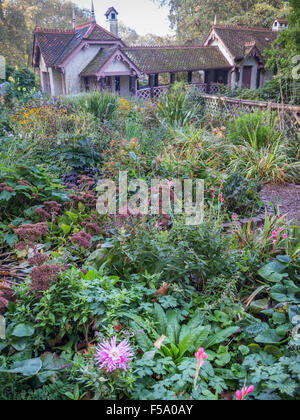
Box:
[272,18,288,32]
[105,7,119,36]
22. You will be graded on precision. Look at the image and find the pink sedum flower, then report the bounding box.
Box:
[95,336,133,372]
[236,385,254,400]
[272,230,278,238]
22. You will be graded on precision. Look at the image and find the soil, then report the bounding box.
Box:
[260,183,300,224]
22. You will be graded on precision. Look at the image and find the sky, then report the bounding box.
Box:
[74,0,173,36]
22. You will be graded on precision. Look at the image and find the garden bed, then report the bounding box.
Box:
[0,83,299,401]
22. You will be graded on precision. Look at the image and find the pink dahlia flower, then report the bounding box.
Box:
[95,336,133,372]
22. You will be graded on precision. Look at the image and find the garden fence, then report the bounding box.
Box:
[201,93,300,135]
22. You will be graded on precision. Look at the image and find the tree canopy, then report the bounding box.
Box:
[156,0,290,41]
[0,0,90,67]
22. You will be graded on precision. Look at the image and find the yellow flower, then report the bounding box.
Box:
[8,76,14,83]
[17,87,21,91]
[22,87,26,92]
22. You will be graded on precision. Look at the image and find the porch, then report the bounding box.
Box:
[79,45,232,100]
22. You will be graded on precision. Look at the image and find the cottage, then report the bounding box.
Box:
[32,2,287,97]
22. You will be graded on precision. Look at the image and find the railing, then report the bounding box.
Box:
[136,83,223,100]
[136,87,152,100]
[153,85,169,99]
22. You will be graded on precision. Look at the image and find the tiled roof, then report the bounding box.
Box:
[34,30,74,66]
[80,47,116,76]
[54,26,92,65]
[212,25,278,60]
[121,46,231,73]
[275,18,288,24]
[34,23,121,67]
[86,25,120,41]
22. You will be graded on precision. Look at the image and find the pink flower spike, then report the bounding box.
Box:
[272,230,277,238]
[195,347,204,360]
[282,233,287,239]
[279,227,283,232]
[236,390,243,400]
[236,385,254,400]
[221,197,225,203]
[247,385,254,395]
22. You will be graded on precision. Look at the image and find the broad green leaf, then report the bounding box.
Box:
[203,326,239,348]
[166,309,180,344]
[60,223,71,234]
[154,303,167,336]
[270,281,300,303]
[0,358,42,376]
[11,324,35,338]
[255,328,281,344]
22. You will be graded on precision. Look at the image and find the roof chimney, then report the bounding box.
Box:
[105,7,119,36]
[214,15,217,25]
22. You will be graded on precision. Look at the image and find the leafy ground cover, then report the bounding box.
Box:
[0,82,299,400]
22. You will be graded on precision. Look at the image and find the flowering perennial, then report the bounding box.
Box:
[236,385,254,400]
[194,347,208,390]
[95,336,133,372]
[70,231,92,249]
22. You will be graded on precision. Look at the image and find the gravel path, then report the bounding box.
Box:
[260,184,300,224]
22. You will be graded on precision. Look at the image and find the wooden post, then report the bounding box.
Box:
[170,73,175,84]
[149,74,155,98]
[188,71,193,84]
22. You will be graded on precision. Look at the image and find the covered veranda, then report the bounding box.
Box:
[121,46,232,99]
[79,45,232,99]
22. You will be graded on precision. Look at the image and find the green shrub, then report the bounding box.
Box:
[63,91,119,122]
[6,67,37,103]
[156,82,200,127]
[222,173,262,216]
[227,111,281,150]
[227,140,299,183]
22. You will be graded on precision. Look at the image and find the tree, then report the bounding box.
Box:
[0,0,90,67]
[156,0,290,41]
[119,21,176,47]
[264,0,300,103]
